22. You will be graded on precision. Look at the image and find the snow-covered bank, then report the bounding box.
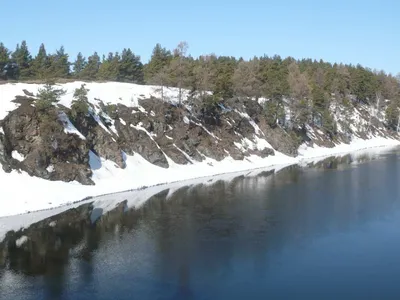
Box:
[0,135,398,219]
[1,81,400,219]
[0,140,398,242]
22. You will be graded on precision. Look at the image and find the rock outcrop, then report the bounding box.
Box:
[0,90,397,186]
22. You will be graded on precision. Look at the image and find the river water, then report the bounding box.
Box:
[1,149,400,299]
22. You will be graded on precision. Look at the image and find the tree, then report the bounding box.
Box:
[151,65,171,101]
[194,54,215,101]
[385,99,400,130]
[73,52,86,79]
[213,56,236,99]
[232,58,262,99]
[264,100,285,128]
[70,84,90,120]
[11,40,32,79]
[35,82,66,111]
[98,52,120,81]
[350,65,378,104]
[32,43,50,79]
[81,52,100,80]
[119,48,143,83]
[33,43,49,78]
[0,43,10,71]
[287,62,312,129]
[48,46,70,78]
[174,41,189,106]
[144,43,172,82]
[287,62,310,100]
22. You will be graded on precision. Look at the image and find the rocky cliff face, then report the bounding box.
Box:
[0,85,397,186]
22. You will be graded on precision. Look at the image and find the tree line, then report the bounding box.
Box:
[1,40,400,132]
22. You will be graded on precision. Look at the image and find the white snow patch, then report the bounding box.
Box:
[58,112,86,140]
[15,236,28,248]
[46,165,55,173]
[11,151,24,162]
[119,118,126,125]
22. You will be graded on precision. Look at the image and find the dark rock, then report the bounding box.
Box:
[1,102,93,185]
[116,122,169,168]
[22,89,35,97]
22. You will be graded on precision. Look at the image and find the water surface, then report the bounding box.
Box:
[1,150,400,299]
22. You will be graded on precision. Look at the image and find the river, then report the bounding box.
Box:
[1,148,400,299]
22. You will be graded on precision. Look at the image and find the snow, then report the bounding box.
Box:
[0,81,400,237]
[15,235,28,248]
[11,151,24,162]
[297,136,400,162]
[1,134,397,224]
[58,111,86,140]
[46,165,55,173]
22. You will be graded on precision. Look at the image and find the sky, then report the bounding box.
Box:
[1,0,399,74]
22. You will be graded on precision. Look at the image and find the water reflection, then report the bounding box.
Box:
[1,148,400,299]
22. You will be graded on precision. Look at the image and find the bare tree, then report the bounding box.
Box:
[287,62,311,128]
[174,41,189,106]
[232,58,262,99]
[194,54,215,102]
[288,62,310,100]
[150,65,170,101]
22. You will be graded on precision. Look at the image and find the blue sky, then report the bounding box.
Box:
[1,0,399,74]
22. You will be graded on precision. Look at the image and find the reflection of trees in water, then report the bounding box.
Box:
[1,153,399,297]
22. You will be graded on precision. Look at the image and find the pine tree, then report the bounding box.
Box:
[81,52,100,80]
[32,43,50,79]
[144,43,172,82]
[98,52,120,81]
[119,48,143,83]
[48,46,70,78]
[0,43,10,71]
[36,82,66,111]
[73,52,86,79]
[213,56,236,99]
[11,41,32,79]
[70,84,90,120]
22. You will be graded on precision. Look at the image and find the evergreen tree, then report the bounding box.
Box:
[73,52,87,79]
[0,43,10,71]
[213,56,236,99]
[48,46,70,78]
[70,84,90,120]
[35,82,66,111]
[98,52,120,81]
[119,48,143,83]
[32,43,50,79]
[81,52,100,80]
[144,43,172,82]
[11,41,32,79]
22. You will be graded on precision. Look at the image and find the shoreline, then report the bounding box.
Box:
[0,137,399,242]
[0,135,399,218]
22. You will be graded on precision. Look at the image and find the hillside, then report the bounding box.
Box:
[0,81,399,217]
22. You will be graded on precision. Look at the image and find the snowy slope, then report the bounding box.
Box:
[0,81,399,218]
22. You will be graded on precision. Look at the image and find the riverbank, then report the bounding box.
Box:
[0,135,399,219]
